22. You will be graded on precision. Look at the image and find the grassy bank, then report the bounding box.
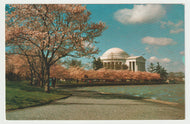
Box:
[6,81,71,111]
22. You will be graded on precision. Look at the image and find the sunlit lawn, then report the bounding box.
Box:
[6,81,71,111]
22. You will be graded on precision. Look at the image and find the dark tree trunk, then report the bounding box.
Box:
[52,78,56,88]
[37,77,41,86]
[40,79,44,88]
[41,61,45,87]
[44,66,50,93]
[30,68,33,86]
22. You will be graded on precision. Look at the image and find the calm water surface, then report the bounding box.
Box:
[77,84,185,104]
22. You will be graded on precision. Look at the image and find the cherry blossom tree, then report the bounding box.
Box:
[6,4,106,92]
[6,54,30,81]
[50,64,69,79]
[68,66,86,80]
[83,69,160,83]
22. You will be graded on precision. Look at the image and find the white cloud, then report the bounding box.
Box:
[114,4,166,24]
[145,46,159,55]
[180,51,185,55]
[142,36,176,46]
[161,20,183,28]
[82,41,91,47]
[168,20,183,27]
[82,41,95,49]
[160,21,167,28]
[170,28,184,34]
[145,47,151,53]
[160,20,184,34]
[148,56,171,63]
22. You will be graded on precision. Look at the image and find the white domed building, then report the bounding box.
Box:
[100,48,146,72]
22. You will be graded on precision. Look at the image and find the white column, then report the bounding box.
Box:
[131,61,133,71]
[121,62,123,70]
[135,61,137,72]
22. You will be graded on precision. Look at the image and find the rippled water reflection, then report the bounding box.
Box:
[78,84,185,104]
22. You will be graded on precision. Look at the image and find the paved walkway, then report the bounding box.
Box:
[6,89,185,120]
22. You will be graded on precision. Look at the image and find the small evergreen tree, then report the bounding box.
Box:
[147,62,155,73]
[155,62,168,80]
[148,62,168,81]
[92,57,103,70]
[155,62,162,74]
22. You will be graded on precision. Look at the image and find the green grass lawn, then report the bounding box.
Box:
[6,80,71,111]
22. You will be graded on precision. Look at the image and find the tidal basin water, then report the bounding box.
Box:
[77,84,185,104]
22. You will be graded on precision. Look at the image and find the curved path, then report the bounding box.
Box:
[6,89,185,120]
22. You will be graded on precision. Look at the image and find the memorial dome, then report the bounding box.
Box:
[100,48,129,60]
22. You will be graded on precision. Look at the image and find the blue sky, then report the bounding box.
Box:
[79,4,184,72]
